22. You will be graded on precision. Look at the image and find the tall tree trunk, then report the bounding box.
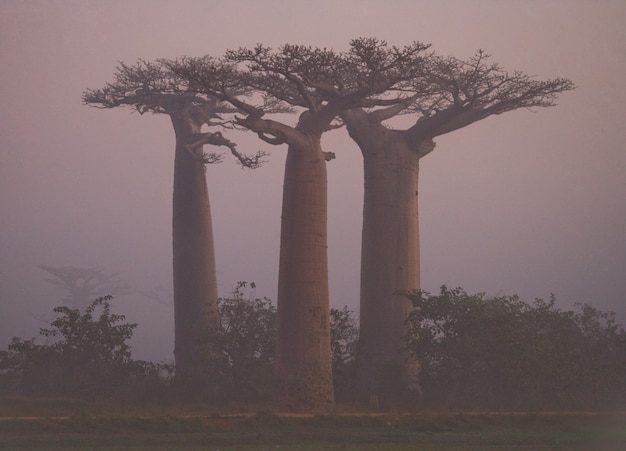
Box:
[275,134,334,411]
[345,111,430,405]
[360,134,420,403]
[170,115,219,380]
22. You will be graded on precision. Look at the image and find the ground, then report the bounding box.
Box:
[1,398,624,450]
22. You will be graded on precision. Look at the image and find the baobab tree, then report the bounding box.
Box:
[38,265,131,310]
[169,39,429,410]
[82,60,264,381]
[341,49,575,403]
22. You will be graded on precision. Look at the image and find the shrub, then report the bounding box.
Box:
[176,282,277,403]
[213,282,277,402]
[404,286,626,410]
[182,284,361,404]
[0,296,146,398]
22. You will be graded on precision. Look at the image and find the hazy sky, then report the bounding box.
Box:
[1,0,625,362]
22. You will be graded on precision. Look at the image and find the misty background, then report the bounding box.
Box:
[1,0,625,363]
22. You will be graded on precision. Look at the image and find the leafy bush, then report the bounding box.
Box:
[1,285,362,405]
[211,282,277,402]
[6,284,622,412]
[0,296,159,398]
[174,282,278,403]
[183,283,361,404]
[404,286,626,411]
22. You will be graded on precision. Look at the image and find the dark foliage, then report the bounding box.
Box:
[0,285,358,405]
[405,286,626,411]
[0,296,166,400]
[201,282,277,402]
[329,306,359,400]
[177,283,363,404]
[8,283,621,411]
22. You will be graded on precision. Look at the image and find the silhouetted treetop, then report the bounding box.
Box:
[82,59,265,168]
[38,265,131,309]
[223,39,429,109]
[82,59,225,116]
[403,49,576,138]
[167,39,431,144]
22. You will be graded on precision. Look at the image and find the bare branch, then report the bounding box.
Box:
[369,93,420,123]
[164,56,266,118]
[234,115,307,148]
[388,50,576,138]
[188,131,268,169]
[200,152,224,165]
[257,132,286,145]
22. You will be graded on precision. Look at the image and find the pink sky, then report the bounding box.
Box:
[1,0,625,361]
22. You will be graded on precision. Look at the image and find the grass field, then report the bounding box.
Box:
[1,409,625,450]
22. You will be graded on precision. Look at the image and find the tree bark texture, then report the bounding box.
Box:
[345,111,428,403]
[170,115,219,378]
[275,135,334,411]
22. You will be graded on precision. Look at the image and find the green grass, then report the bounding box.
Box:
[1,411,625,450]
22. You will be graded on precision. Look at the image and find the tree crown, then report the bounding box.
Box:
[403,49,575,137]
[83,59,265,168]
[167,39,431,142]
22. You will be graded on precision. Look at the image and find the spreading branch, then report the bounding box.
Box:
[405,50,575,138]
[187,131,268,169]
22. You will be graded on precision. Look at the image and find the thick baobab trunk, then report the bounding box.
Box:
[345,112,432,405]
[275,135,334,411]
[171,115,219,379]
[359,134,421,403]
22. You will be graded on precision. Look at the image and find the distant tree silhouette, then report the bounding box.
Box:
[38,265,131,309]
[83,61,265,380]
[341,48,574,403]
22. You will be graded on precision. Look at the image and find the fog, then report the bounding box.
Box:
[1,0,625,363]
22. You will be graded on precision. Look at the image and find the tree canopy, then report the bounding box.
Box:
[404,49,575,138]
[82,59,266,168]
[166,38,431,142]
